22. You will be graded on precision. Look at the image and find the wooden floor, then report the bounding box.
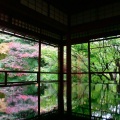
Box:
[26,111,90,120]
[28,115,90,120]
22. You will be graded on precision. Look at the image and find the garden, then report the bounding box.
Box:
[0,33,58,119]
[0,33,120,119]
[71,38,120,119]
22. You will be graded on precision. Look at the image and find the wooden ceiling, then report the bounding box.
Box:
[0,0,120,45]
[44,0,120,13]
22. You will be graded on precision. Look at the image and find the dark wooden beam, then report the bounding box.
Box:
[69,30,120,45]
[0,20,61,45]
[71,16,120,33]
[66,15,72,117]
[38,41,41,118]
[0,0,67,35]
[58,41,64,118]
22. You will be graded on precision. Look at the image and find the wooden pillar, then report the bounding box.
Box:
[66,15,72,116]
[66,37,71,116]
[58,42,64,118]
[88,41,91,118]
[38,40,41,118]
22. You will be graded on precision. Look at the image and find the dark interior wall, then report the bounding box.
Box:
[0,0,120,45]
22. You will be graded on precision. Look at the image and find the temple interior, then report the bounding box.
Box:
[0,0,120,120]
